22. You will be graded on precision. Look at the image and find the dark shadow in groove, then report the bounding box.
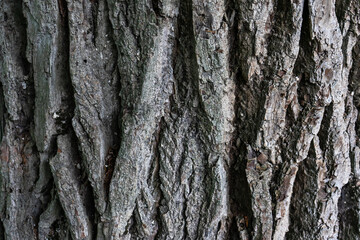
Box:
[177,0,211,126]
[170,0,213,238]
[90,0,99,46]
[349,38,360,136]
[46,199,70,240]
[0,82,5,141]
[0,219,4,240]
[57,0,68,23]
[268,0,295,59]
[282,1,319,237]
[62,131,96,237]
[55,0,75,136]
[102,0,121,203]
[14,0,34,136]
[128,205,142,238]
[104,145,119,201]
[54,0,98,237]
[151,0,162,17]
[342,35,360,240]
[335,0,352,32]
[225,0,254,238]
[152,117,165,239]
[287,0,318,146]
[286,143,318,240]
[166,1,193,238]
[317,103,333,153]
[338,180,360,239]
[292,0,318,110]
[178,0,218,238]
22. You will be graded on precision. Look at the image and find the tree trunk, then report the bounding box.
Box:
[1,0,360,239]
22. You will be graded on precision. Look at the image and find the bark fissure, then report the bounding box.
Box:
[153,119,166,239]
[2,0,360,239]
[286,142,319,239]
[0,219,4,240]
[0,0,42,238]
[0,82,5,141]
[338,179,360,239]
[225,0,254,237]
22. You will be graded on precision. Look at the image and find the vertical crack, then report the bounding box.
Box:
[338,180,360,239]
[56,0,75,136]
[57,0,68,22]
[335,0,352,32]
[286,142,318,239]
[225,0,254,237]
[0,82,5,141]
[151,0,162,18]
[0,222,3,240]
[349,39,360,136]
[70,132,98,238]
[90,0,99,46]
[343,34,360,240]
[151,117,164,239]
[104,145,119,200]
[17,0,34,137]
[102,0,121,203]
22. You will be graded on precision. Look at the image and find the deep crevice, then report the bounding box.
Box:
[153,118,167,239]
[13,2,46,236]
[226,0,254,238]
[47,215,69,240]
[0,82,6,141]
[57,0,68,23]
[317,103,333,153]
[55,0,98,237]
[338,179,360,239]
[177,0,212,129]
[268,0,296,61]
[44,197,69,240]
[0,219,4,240]
[55,0,74,136]
[11,0,34,138]
[69,131,98,238]
[151,0,162,18]
[286,142,318,240]
[174,5,215,237]
[102,0,122,206]
[182,190,189,239]
[90,0,99,46]
[128,205,141,238]
[349,38,360,137]
[335,0,352,32]
[104,145,118,200]
[293,0,317,110]
[284,0,318,154]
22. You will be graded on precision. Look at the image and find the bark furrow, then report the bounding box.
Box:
[1,0,360,239]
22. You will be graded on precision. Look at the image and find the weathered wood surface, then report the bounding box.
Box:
[0,0,360,239]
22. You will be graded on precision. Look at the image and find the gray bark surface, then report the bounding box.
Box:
[0,0,360,239]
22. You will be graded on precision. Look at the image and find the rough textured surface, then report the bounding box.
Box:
[1,0,360,239]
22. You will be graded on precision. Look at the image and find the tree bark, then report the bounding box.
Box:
[1,0,360,239]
